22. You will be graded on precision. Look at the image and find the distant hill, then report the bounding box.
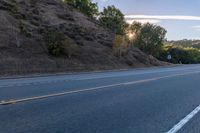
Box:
[0,0,167,75]
[167,40,200,49]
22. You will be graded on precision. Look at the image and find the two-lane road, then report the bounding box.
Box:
[1,65,200,133]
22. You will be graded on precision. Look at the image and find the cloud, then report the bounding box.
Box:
[125,15,200,21]
[126,19,161,24]
[125,15,200,24]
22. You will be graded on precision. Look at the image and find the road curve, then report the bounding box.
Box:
[1,65,200,133]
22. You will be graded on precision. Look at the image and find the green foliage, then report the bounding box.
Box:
[129,22,167,57]
[167,39,200,49]
[45,30,78,57]
[159,45,200,64]
[99,5,128,35]
[129,21,142,34]
[128,22,200,64]
[64,0,99,18]
[45,30,66,56]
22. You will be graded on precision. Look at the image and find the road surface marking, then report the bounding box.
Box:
[166,104,200,133]
[0,66,199,88]
[0,71,200,105]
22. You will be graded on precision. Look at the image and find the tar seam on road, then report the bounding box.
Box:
[0,71,200,106]
[166,104,200,133]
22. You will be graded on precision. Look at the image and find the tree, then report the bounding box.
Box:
[64,0,99,18]
[131,23,167,57]
[126,21,142,44]
[99,5,127,35]
[159,45,200,64]
[129,21,142,35]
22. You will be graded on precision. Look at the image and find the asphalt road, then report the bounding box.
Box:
[1,65,200,133]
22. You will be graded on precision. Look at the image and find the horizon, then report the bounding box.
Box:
[93,0,200,41]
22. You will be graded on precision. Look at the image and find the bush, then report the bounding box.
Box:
[45,30,65,56]
[113,35,129,57]
[159,45,200,64]
[45,30,78,57]
[64,0,99,18]
[62,38,79,58]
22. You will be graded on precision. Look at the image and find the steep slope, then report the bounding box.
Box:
[0,0,167,75]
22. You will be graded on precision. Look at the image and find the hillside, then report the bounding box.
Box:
[0,0,168,75]
[167,40,200,48]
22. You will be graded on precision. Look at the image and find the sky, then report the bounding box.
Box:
[93,0,200,40]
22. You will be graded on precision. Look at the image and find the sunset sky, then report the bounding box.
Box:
[93,0,200,40]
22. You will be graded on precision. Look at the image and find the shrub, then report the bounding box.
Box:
[45,30,65,56]
[113,35,129,57]
[45,30,78,57]
[159,45,200,64]
[62,38,79,58]
[64,0,99,18]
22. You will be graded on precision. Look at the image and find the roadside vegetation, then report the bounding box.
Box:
[60,0,200,64]
[128,22,167,57]
[162,40,200,64]
[63,0,99,18]
[45,30,78,58]
[63,0,166,56]
[0,0,168,75]
[159,44,200,64]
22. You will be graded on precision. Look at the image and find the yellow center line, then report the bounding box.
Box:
[1,71,200,106]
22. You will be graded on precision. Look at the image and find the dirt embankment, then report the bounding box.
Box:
[0,0,169,75]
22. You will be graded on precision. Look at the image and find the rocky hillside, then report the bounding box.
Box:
[0,0,167,75]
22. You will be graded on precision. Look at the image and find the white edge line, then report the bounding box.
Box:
[0,71,200,105]
[166,105,200,133]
